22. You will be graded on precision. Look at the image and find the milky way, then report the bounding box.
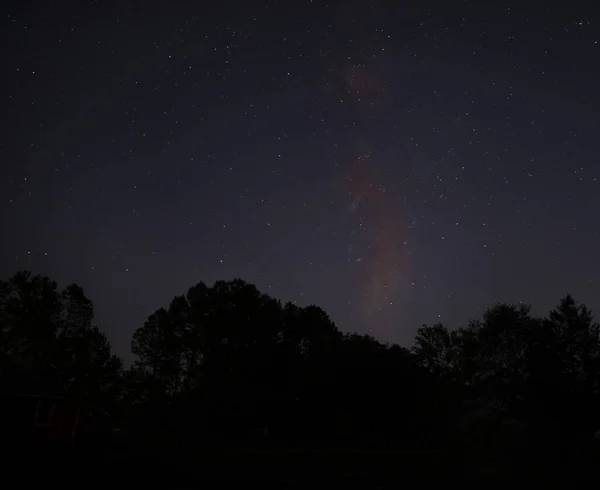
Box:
[2,1,599,359]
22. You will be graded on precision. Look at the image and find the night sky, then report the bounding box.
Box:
[2,1,599,361]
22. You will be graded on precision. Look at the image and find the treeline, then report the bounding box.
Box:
[1,270,600,464]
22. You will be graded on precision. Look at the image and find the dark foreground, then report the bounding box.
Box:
[11,444,600,487]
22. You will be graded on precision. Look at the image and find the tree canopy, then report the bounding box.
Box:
[2,270,600,479]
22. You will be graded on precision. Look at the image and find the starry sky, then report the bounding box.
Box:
[2,1,599,361]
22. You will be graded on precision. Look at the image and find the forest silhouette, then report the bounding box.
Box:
[1,270,600,483]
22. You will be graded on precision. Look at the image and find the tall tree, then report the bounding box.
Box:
[0,271,123,448]
[0,271,62,392]
[539,295,600,442]
[0,271,122,398]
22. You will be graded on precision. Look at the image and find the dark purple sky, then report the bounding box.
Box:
[2,1,599,361]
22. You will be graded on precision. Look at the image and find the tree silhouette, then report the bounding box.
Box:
[413,297,600,461]
[413,322,458,377]
[532,295,600,446]
[2,270,600,482]
[0,271,123,453]
[0,272,122,398]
